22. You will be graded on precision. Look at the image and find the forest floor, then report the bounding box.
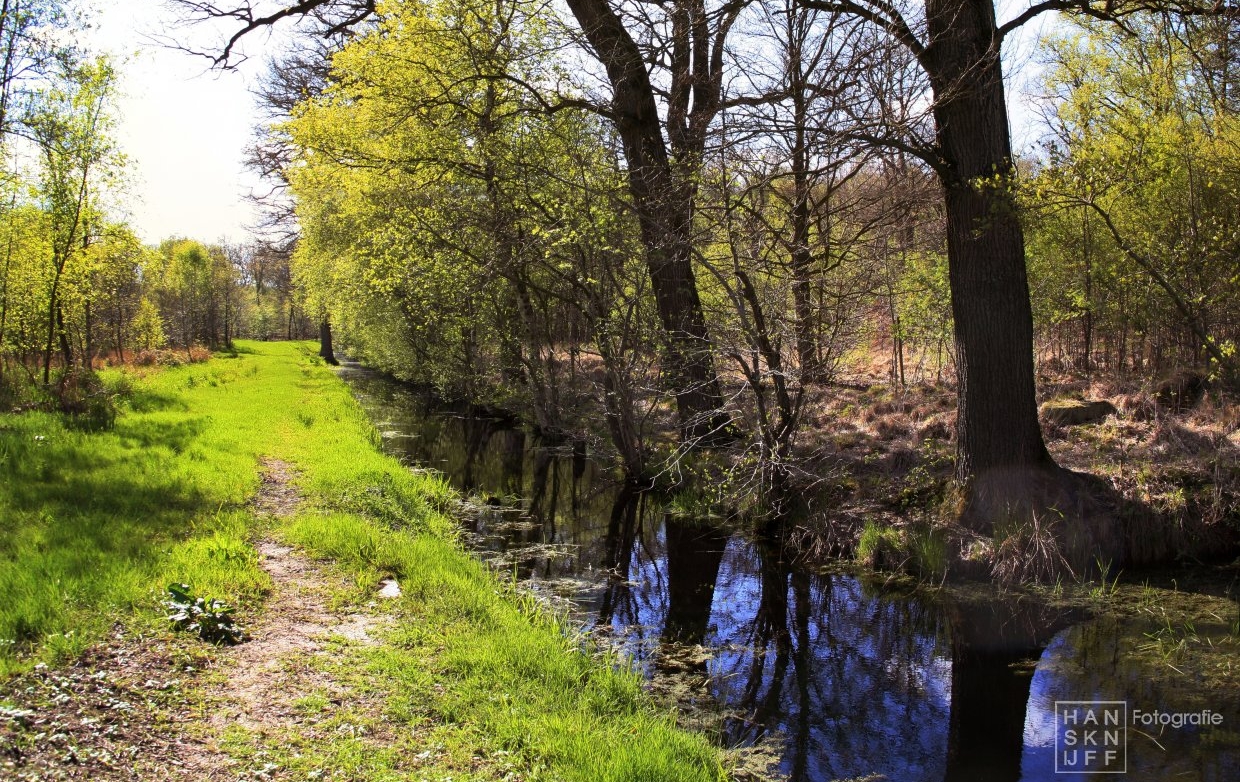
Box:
[0,342,734,782]
[779,376,1240,571]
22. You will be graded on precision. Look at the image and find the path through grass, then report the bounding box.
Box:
[0,342,726,781]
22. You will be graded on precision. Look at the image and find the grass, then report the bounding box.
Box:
[0,340,724,780]
[0,361,278,669]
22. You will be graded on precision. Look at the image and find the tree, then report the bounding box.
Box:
[554,0,750,442]
[27,56,119,383]
[0,0,76,145]
[174,0,737,444]
[790,0,1227,526]
[155,238,236,351]
[1028,13,1240,381]
[130,295,166,352]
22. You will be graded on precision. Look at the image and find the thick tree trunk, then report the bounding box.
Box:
[924,0,1056,521]
[563,0,730,443]
[639,181,731,442]
[318,318,337,365]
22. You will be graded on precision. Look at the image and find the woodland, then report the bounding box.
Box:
[3,0,1240,582]
[2,3,1240,779]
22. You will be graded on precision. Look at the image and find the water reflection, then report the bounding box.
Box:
[337,360,1240,782]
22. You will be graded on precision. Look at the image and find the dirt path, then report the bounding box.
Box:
[173,458,396,780]
[1,458,400,781]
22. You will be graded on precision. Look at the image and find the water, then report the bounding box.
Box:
[337,360,1240,781]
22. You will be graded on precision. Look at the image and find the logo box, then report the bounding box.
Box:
[1054,701,1128,774]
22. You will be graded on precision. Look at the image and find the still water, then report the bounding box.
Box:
[337,360,1240,782]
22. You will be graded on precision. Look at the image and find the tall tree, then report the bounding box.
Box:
[1029,13,1240,381]
[798,0,1229,525]
[174,0,737,443]
[556,0,746,441]
[27,56,119,383]
[0,0,75,144]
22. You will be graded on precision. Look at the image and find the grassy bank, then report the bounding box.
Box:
[0,341,724,781]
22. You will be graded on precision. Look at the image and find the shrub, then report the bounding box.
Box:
[54,369,118,431]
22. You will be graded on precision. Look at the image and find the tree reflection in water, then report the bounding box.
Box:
[339,361,1240,782]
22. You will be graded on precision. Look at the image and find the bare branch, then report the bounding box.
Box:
[996,0,1229,42]
[170,0,376,66]
[799,0,926,64]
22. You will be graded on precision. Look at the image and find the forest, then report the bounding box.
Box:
[0,1,313,405]
[174,0,1240,579]
[0,0,1234,581]
[2,1,1240,780]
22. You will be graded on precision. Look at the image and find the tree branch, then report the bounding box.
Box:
[171,0,375,66]
[996,0,1228,42]
[799,0,926,65]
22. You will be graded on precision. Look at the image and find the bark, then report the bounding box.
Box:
[42,266,63,384]
[318,317,337,364]
[114,304,124,364]
[786,9,818,382]
[790,92,818,382]
[562,0,731,442]
[0,218,12,383]
[923,0,1056,506]
[55,301,72,370]
[83,298,92,368]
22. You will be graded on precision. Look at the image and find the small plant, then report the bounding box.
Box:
[1088,556,1122,601]
[856,520,905,570]
[164,582,247,645]
[54,369,120,431]
[909,524,948,580]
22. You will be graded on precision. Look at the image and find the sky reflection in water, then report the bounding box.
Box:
[338,361,1239,782]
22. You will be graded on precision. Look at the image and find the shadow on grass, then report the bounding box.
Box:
[114,416,205,454]
[0,405,258,664]
[0,415,215,555]
[122,387,190,414]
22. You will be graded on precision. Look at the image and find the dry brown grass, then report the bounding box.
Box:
[784,376,1239,579]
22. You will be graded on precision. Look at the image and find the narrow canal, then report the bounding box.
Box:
[337,359,1240,781]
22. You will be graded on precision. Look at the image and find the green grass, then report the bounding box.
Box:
[0,341,723,780]
[284,512,720,781]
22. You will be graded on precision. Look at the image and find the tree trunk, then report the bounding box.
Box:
[56,302,72,371]
[114,303,124,364]
[562,0,730,443]
[0,223,11,384]
[84,298,92,369]
[43,273,62,384]
[640,181,730,442]
[924,0,1056,519]
[790,115,818,382]
[223,294,232,349]
[787,9,818,382]
[318,318,337,364]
